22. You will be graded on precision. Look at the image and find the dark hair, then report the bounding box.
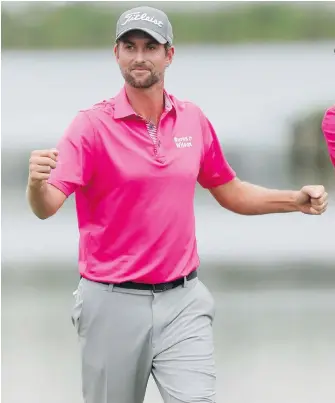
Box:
[164,43,171,54]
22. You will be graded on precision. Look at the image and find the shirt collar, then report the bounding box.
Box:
[113,86,174,119]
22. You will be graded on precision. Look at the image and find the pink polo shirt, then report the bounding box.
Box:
[48,87,235,283]
[322,105,335,168]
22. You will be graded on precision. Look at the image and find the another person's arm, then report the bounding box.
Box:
[197,111,328,216]
[27,111,95,219]
[321,105,335,168]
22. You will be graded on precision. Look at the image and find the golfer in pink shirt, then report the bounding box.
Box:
[322,105,335,168]
[27,6,328,403]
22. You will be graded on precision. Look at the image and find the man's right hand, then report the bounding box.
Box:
[28,149,59,186]
[27,148,67,219]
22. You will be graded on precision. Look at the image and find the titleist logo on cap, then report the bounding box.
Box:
[121,12,164,27]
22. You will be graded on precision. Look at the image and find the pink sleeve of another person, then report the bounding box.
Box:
[47,111,95,197]
[322,106,335,168]
[197,110,236,189]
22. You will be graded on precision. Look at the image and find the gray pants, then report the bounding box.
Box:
[71,275,216,403]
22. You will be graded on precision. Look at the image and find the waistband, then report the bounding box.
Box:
[84,270,197,293]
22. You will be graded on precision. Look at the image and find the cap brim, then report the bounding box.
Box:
[116,27,167,45]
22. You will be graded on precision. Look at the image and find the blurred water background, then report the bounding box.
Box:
[2,2,335,403]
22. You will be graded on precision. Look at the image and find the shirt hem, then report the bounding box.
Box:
[47,179,73,197]
[200,171,236,189]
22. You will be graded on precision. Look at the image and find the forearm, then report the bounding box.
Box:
[235,182,300,215]
[27,181,61,219]
[214,180,300,215]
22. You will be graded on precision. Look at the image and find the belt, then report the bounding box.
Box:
[100,270,197,293]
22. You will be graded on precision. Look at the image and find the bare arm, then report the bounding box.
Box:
[27,149,67,219]
[210,178,327,215]
[27,181,66,220]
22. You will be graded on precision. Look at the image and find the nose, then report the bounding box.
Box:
[133,49,145,64]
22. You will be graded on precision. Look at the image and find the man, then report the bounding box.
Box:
[322,105,335,168]
[27,6,328,403]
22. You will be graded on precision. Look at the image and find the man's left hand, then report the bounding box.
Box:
[295,185,328,215]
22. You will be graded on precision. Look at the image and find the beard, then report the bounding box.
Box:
[121,66,162,89]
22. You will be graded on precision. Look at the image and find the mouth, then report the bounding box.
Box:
[132,67,150,72]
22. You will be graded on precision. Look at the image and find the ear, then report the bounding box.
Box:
[166,46,175,66]
[114,44,119,62]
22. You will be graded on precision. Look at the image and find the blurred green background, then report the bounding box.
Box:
[2,2,335,403]
[2,1,335,48]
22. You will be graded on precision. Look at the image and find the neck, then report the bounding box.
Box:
[124,82,165,125]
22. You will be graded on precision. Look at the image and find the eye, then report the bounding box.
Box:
[148,45,157,51]
[125,44,134,51]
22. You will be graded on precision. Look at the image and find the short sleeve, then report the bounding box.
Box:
[47,111,95,197]
[322,106,335,168]
[197,111,236,189]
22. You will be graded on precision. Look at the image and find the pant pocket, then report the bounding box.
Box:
[71,279,84,333]
[197,280,216,321]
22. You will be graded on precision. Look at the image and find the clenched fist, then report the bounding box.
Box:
[295,185,328,215]
[28,149,58,186]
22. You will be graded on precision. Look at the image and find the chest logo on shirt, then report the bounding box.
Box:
[174,136,193,148]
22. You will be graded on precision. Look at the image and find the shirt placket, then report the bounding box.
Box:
[145,120,160,156]
[138,96,172,161]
